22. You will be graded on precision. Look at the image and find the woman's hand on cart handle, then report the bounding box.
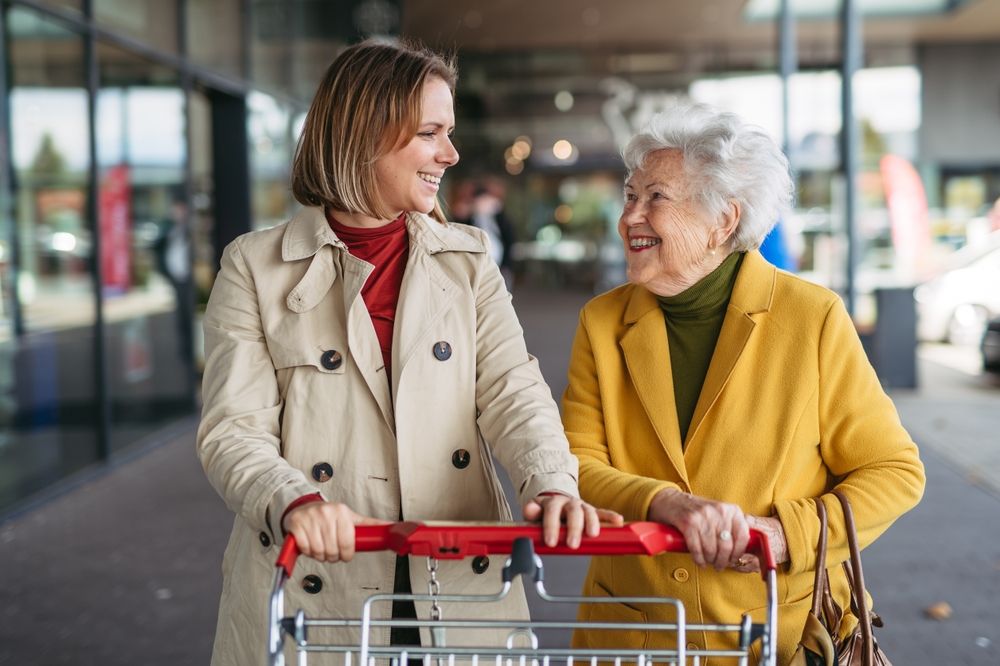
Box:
[647,488,752,571]
[731,516,789,574]
[523,493,625,548]
[281,501,391,564]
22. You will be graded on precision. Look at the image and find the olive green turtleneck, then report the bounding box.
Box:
[656,251,744,445]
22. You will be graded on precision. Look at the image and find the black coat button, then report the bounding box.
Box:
[472,555,490,574]
[320,350,343,370]
[432,341,452,361]
[452,449,471,469]
[302,575,323,594]
[312,462,334,482]
[259,532,271,547]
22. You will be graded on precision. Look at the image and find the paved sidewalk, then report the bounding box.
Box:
[0,286,997,665]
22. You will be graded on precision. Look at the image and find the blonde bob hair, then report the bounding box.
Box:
[291,39,457,223]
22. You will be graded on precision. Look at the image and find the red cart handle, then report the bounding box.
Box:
[276,522,775,580]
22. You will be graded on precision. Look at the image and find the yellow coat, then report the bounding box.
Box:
[563,251,925,664]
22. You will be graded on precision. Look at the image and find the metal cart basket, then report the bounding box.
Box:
[269,522,777,666]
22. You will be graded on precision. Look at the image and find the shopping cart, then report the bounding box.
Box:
[269,522,777,666]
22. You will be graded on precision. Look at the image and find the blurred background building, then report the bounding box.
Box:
[1,0,999,517]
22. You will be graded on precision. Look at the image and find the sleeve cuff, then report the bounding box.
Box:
[772,496,820,575]
[279,493,324,535]
[264,481,326,542]
[520,472,579,506]
[634,481,680,522]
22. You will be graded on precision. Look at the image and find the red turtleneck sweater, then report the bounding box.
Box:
[327,211,409,376]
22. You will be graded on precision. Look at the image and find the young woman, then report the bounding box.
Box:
[197,39,620,665]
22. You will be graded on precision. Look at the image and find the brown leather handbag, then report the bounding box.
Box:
[790,489,892,666]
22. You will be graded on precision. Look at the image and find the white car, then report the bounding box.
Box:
[915,239,1000,344]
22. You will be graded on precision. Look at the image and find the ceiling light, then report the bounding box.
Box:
[552,139,574,160]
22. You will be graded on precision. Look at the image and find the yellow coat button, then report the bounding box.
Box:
[672,567,690,582]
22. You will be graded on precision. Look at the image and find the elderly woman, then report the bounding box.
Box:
[564,102,925,663]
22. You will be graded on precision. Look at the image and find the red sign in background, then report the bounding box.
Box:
[99,164,131,294]
[880,154,932,278]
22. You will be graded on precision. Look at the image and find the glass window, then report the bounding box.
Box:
[2,7,98,511]
[690,67,923,294]
[248,91,295,230]
[96,42,193,454]
[186,0,244,79]
[37,0,83,13]
[93,0,177,54]
[249,0,349,101]
[188,88,216,372]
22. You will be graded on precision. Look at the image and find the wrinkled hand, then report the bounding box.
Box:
[522,494,624,548]
[729,515,789,573]
[647,488,750,570]
[282,501,391,563]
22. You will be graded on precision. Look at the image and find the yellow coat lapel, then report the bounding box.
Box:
[619,286,688,482]
[686,251,776,447]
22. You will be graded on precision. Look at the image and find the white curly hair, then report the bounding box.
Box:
[622,101,794,252]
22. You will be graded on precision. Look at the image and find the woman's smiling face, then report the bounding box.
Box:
[372,76,459,221]
[618,149,725,296]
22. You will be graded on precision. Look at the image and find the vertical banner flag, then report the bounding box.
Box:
[100,164,131,294]
[880,154,931,279]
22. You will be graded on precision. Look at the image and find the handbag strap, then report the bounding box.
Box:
[810,498,830,617]
[832,488,875,666]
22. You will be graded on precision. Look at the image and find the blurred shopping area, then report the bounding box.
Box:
[1,0,1000,518]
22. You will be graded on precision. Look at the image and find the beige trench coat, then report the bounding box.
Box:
[198,207,579,666]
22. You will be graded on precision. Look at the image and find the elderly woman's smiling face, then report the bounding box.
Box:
[619,149,733,297]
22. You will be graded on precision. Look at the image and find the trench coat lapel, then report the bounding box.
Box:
[342,259,395,431]
[620,286,688,482]
[391,214,485,395]
[685,251,776,447]
[282,207,394,430]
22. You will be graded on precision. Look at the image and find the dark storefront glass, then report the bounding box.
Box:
[36,0,83,14]
[1,8,99,511]
[250,0,351,101]
[186,0,245,80]
[96,42,193,453]
[187,89,215,371]
[93,0,177,54]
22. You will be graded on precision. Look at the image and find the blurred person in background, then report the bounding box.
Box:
[563,101,925,663]
[457,184,517,290]
[153,192,193,363]
[197,39,620,666]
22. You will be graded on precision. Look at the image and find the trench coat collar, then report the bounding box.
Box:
[281,207,486,314]
[281,206,486,262]
[281,206,345,261]
[405,211,488,254]
[619,250,776,476]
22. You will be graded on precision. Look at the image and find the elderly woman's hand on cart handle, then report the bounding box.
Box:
[523,494,625,549]
[282,501,392,563]
[648,489,788,572]
[731,515,789,573]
